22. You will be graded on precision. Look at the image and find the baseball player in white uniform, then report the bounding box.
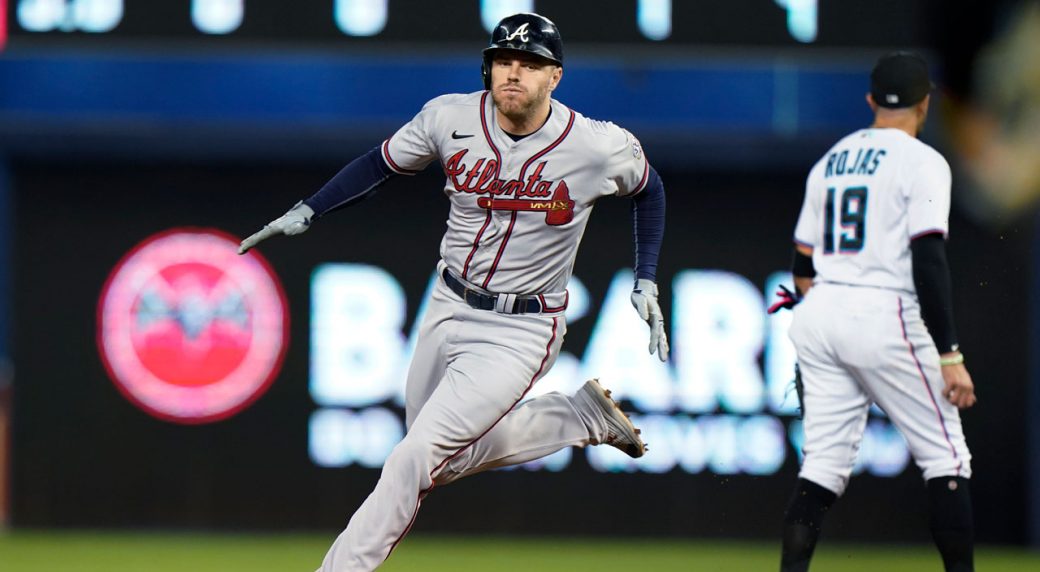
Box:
[771,53,976,572]
[238,13,668,572]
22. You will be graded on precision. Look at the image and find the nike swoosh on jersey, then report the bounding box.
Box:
[452,131,475,139]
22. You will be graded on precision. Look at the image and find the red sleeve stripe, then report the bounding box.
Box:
[381,139,419,175]
[630,158,651,196]
[910,228,948,241]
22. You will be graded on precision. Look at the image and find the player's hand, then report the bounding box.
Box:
[238,202,315,254]
[630,278,669,362]
[767,284,802,314]
[940,355,976,409]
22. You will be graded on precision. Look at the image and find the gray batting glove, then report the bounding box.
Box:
[630,278,669,362]
[238,202,315,254]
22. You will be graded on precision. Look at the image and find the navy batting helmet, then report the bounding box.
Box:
[482,13,564,89]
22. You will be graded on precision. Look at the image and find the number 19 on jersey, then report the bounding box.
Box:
[822,186,868,254]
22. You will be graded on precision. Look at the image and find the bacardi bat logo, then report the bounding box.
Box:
[97,229,289,424]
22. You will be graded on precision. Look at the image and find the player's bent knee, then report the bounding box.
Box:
[919,456,973,482]
[797,464,850,498]
[382,437,442,483]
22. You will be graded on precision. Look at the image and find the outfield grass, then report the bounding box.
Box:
[1,531,1038,571]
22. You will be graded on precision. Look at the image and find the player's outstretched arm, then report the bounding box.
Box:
[629,166,668,361]
[238,202,314,254]
[237,145,396,255]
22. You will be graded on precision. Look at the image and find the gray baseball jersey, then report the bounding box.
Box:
[382,91,650,296]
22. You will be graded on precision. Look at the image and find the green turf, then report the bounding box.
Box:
[1,531,1038,571]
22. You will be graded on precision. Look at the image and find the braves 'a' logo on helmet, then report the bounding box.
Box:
[98,228,289,424]
[504,22,530,43]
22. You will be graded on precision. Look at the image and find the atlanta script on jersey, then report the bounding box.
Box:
[382,91,650,296]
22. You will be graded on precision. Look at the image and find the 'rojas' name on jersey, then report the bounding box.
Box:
[824,147,888,178]
[443,149,575,225]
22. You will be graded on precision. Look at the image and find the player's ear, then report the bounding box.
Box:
[549,66,563,91]
[865,93,878,113]
[918,94,931,115]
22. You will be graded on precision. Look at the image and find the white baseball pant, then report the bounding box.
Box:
[318,274,605,571]
[789,282,972,496]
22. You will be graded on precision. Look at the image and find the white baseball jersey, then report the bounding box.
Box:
[794,128,952,292]
[788,127,971,497]
[381,91,650,295]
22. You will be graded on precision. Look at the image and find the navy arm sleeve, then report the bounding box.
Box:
[911,232,959,354]
[302,146,397,218]
[791,248,816,279]
[631,166,666,282]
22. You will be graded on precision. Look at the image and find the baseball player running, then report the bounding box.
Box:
[238,13,668,572]
[771,52,976,572]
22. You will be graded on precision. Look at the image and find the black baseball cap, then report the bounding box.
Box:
[870,52,934,108]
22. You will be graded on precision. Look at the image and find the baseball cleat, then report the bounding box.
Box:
[580,378,646,458]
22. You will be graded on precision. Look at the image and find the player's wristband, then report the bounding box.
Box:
[939,353,965,366]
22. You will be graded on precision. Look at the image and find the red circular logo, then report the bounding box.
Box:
[97,229,289,424]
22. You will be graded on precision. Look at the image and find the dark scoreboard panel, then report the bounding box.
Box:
[4,0,933,49]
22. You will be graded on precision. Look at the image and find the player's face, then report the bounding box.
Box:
[490,52,561,120]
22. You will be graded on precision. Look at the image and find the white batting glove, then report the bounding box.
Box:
[238,202,315,254]
[630,278,669,362]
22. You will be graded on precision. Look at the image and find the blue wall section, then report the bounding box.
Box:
[0,50,871,164]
